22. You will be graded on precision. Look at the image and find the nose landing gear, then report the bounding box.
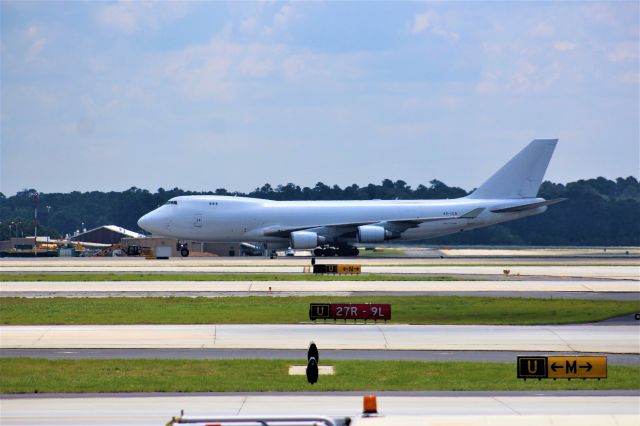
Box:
[177,242,190,257]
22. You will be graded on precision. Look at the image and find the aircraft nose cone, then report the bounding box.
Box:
[137,212,153,233]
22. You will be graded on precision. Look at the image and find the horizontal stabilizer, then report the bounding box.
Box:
[491,198,567,213]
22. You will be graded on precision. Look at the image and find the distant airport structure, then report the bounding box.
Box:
[70,225,145,245]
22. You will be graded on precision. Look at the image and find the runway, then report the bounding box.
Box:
[2,323,638,353]
[1,393,638,426]
[2,252,639,267]
[3,348,639,365]
[3,264,638,279]
[2,279,638,300]
[2,254,638,424]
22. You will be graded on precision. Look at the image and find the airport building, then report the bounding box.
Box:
[120,237,254,257]
[70,225,145,245]
[0,224,261,258]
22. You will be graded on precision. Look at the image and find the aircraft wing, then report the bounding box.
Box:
[262,207,485,238]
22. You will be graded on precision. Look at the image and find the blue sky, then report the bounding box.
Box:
[1,1,638,195]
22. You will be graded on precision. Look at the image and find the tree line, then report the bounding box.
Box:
[1,176,638,246]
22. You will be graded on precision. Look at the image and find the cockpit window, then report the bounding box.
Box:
[165,200,178,205]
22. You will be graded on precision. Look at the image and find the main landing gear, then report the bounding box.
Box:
[177,242,190,257]
[314,245,359,257]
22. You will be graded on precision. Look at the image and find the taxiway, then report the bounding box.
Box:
[3,348,638,365]
[2,279,638,300]
[2,323,638,353]
[1,393,638,426]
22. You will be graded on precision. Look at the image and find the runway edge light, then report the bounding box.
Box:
[363,395,378,416]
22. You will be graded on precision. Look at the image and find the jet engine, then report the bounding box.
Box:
[357,225,399,243]
[290,231,326,249]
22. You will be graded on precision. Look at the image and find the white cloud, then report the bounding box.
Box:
[25,24,41,38]
[274,3,296,28]
[27,38,47,62]
[477,57,563,96]
[23,24,46,62]
[240,17,258,33]
[529,22,555,37]
[238,56,275,77]
[619,71,639,84]
[154,35,367,102]
[476,72,500,94]
[410,11,458,39]
[411,12,432,34]
[161,39,285,100]
[608,42,638,62]
[553,41,577,51]
[97,1,191,34]
[281,54,308,79]
[441,96,462,109]
[98,1,138,33]
[262,2,299,36]
[506,61,538,93]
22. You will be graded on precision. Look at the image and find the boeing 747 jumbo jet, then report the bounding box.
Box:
[138,139,564,256]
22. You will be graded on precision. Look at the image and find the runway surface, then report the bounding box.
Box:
[2,279,638,293]
[3,264,638,279]
[1,393,638,426]
[4,290,637,300]
[3,252,639,267]
[3,348,639,365]
[2,323,638,353]
[2,254,638,424]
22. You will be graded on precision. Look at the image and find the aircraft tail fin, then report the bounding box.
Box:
[467,139,558,199]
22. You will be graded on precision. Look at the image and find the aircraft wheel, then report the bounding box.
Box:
[336,246,350,257]
[314,248,324,257]
[350,247,360,256]
[180,248,190,257]
[324,247,336,256]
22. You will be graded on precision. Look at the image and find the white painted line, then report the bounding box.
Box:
[288,365,334,375]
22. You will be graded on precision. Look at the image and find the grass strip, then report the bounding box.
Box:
[0,273,466,282]
[0,358,637,393]
[2,296,638,325]
[358,248,407,257]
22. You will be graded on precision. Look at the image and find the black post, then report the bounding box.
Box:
[306,342,319,384]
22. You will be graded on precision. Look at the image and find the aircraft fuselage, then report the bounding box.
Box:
[138,195,546,246]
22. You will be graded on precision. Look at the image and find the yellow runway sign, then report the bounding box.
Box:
[548,356,607,379]
[312,264,361,274]
[517,356,607,380]
[336,264,361,274]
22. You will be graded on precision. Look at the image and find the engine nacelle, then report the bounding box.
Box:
[357,225,398,243]
[290,231,326,249]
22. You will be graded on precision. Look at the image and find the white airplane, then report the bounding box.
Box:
[138,139,564,256]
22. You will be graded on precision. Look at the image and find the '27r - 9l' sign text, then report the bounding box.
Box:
[309,303,391,321]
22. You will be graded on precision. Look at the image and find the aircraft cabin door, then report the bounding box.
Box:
[193,213,203,228]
